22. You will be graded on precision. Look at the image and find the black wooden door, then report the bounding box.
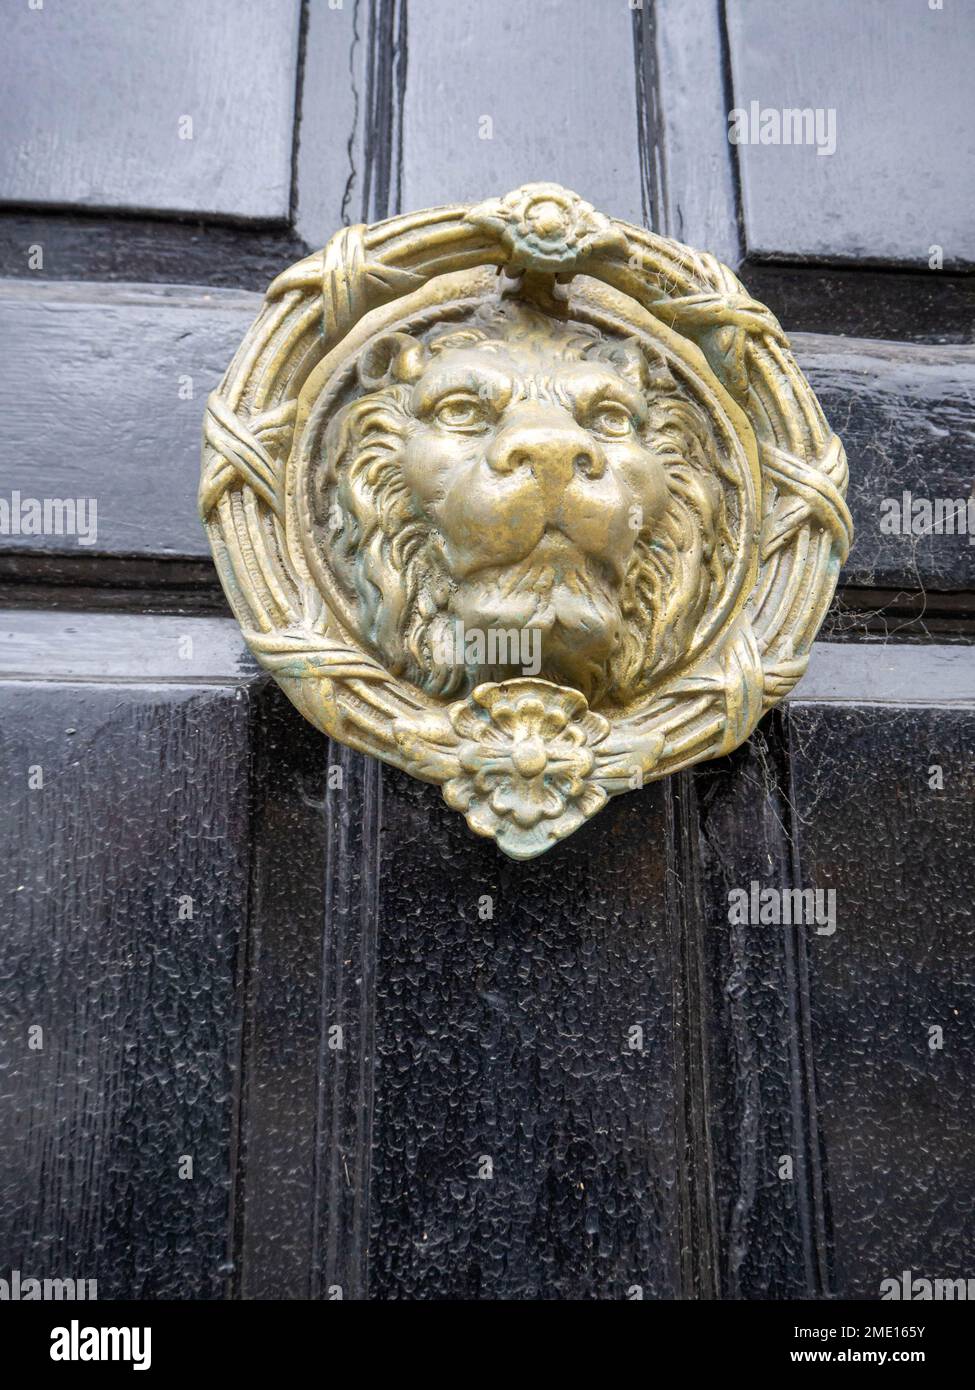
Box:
[1,0,973,1302]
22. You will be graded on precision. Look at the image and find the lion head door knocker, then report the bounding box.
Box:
[200,184,851,859]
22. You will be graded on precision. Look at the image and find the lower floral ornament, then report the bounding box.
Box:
[201,183,851,859]
[441,682,610,860]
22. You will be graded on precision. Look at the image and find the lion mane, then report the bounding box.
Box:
[311,305,732,707]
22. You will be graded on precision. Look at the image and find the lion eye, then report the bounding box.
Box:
[590,402,634,437]
[434,395,486,430]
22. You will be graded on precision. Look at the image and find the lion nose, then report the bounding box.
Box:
[486,411,606,488]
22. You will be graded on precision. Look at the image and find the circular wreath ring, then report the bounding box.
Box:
[200,183,851,859]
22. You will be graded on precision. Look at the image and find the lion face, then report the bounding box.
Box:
[311,303,729,706]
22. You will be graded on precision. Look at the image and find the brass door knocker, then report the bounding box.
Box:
[200,184,851,859]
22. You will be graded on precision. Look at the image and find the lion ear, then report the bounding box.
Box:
[641,347,678,394]
[357,333,427,389]
[588,337,676,394]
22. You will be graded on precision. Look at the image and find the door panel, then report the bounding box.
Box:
[1,282,258,560]
[0,613,255,1298]
[400,0,645,225]
[0,0,301,220]
[788,698,975,1298]
[726,0,975,265]
[798,336,975,591]
[367,777,682,1301]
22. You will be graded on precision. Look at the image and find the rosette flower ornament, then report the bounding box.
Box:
[442,681,611,860]
[466,182,627,275]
